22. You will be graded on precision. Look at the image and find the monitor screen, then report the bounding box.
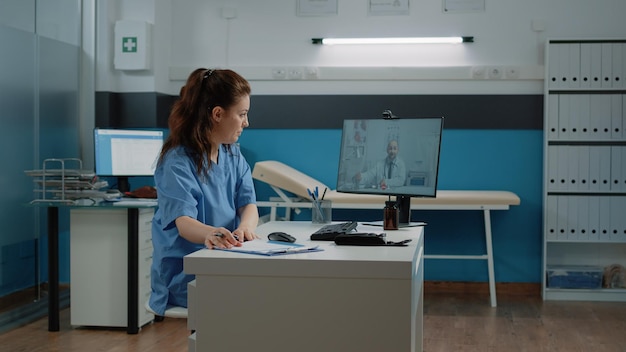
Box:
[94,128,164,177]
[336,117,443,198]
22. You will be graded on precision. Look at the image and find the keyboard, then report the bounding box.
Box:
[310,221,358,241]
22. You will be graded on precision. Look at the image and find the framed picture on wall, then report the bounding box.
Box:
[368,0,409,16]
[297,0,338,16]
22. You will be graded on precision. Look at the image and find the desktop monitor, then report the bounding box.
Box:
[336,116,444,224]
[94,128,164,192]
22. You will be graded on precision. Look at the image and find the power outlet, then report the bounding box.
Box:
[271,68,287,79]
[305,67,319,79]
[505,66,520,79]
[472,66,486,79]
[287,67,303,80]
[488,66,503,79]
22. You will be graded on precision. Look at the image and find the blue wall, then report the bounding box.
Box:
[239,128,544,283]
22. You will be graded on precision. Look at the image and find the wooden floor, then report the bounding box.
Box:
[1,287,626,352]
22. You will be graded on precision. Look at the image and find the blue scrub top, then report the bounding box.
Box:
[148,144,256,315]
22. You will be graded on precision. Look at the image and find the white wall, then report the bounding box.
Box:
[96,0,626,95]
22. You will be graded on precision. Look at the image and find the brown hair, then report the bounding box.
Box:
[159,68,251,178]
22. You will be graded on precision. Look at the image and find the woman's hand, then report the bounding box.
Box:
[205,227,242,249]
[233,225,260,242]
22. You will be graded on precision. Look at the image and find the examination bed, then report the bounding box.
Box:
[251,160,521,307]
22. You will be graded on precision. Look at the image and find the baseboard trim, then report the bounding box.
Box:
[424,281,541,296]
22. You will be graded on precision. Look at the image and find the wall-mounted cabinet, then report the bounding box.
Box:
[543,39,626,301]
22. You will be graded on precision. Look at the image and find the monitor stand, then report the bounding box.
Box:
[363,195,427,228]
[117,176,130,193]
[396,195,427,227]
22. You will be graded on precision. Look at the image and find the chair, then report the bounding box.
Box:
[144,300,188,322]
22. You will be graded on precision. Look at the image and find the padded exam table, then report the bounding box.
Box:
[252,160,521,307]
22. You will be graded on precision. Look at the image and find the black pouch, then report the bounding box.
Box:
[334,233,412,246]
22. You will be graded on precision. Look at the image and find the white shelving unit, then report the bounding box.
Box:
[543,38,626,301]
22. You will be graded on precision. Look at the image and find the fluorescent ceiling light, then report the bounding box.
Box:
[312,36,474,45]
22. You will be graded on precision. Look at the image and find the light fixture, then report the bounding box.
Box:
[311,36,474,45]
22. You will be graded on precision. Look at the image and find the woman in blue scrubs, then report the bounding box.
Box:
[148,68,259,315]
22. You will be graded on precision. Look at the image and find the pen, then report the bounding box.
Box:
[214,233,239,241]
[269,246,318,254]
[321,187,327,200]
[307,188,317,201]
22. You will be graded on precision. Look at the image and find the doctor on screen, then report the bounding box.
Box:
[354,139,407,190]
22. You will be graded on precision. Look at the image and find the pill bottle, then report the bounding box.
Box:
[383,201,399,230]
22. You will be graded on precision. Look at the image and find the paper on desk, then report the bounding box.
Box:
[215,239,322,256]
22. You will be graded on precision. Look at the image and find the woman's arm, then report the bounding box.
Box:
[174,215,241,249]
[234,203,259,241]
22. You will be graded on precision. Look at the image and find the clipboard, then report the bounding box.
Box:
[214,240,323,256]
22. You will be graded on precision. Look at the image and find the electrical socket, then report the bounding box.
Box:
[271,68,287,79]
[472,66,486,79]
[505,66,520,79]
[287,67,303,80]
[305,67,319,79]
[488,66,503,79]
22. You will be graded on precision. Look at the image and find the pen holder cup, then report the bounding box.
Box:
[311,200,332,224]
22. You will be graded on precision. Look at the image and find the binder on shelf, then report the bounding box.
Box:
[609,196,625,242]
[601,43,613,88]
[558,94,571,140]
[545,196,558,241]
[587,196,600,241]
[598,146,612,192]
[618,146,626,191]
[611,146,624,192]
[590,43,603,89]
[617,196,626,243]
[557,145,569,191]
[577,94,591,140]
[557,43,571,89]
[547,95,560,140]
[548,43,563,89]
[556,196,568,241]
[568,94,581,140]
[611,94,623,140]
[588,146,602,192]
[619,196,626,242]
[576,196,590,241]
[567,146,580,191]
[577,146,590,192]
[568,43,581,89]
[612,43,624,88]
[547,146,559,192]
[590,94,612,140]
[579,43,593,88]
[566,196,579,240]
[598,197,611,241]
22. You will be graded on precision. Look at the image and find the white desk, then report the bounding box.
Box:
[258,190,519,307]
[252,160,521,307]
[184,221,424,352]
[29,201,156,334]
